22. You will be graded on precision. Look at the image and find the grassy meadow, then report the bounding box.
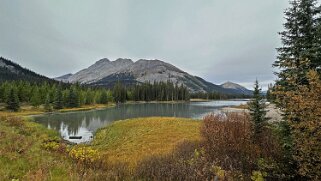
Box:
[0,116,77,180]
[92,117,201,167]
[0,115,201,180]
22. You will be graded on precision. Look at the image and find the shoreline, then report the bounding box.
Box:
[221,103,283,122]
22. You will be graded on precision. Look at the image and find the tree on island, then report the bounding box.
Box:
[6,87,20,112]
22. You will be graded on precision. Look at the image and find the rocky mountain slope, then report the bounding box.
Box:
[58,58,252,95]
[221,81,253,95]
[55,73,73,82]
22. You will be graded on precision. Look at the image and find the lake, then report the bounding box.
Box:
[33,100,248,143]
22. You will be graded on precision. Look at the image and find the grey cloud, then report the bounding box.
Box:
[0,0,289,89]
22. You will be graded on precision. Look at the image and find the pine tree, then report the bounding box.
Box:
[30,87,41,107]
[53,87,64,109]
[6,87,20,112]
[248,80,269,137]
[274,0,320,88]
[113,82,126,103]
[67,87,80,108]
[275,70,321,179]
[44,94,52,112]
[99,90,108,104]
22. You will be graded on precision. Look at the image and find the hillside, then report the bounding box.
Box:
[0,57,56,83]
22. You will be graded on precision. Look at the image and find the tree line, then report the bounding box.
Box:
[190,92,252,100]
[0,80,191,112]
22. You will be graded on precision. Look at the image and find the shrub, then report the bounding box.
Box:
[41,138,66,153]
[69,146,101,166]
[201,113,286,180]
[201,113,258,174]
[135,141,217,181]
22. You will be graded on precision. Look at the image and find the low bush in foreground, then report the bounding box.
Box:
[136,113,288,180]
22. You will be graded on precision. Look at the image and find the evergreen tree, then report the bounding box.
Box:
[30,87,41,107]
[44,94,52,112]
[113,82,126,103]
[85,90,94,105]
[266,83,275,102]
[53,87,64,109]
[6,87,20,112]
[248,80,269,137]
[67,87,80,108]
[99,90,108,104]
[274,0,320,88]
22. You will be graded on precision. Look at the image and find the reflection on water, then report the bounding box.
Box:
[33,100,248,143]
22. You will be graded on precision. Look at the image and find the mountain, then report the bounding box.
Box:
[67,58,133,84]
[0,57,56,83]
[55,73,73,82]
[60,58,252,95]
[220,81,253,95]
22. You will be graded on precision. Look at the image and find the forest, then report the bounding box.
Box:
[0,80,192,112]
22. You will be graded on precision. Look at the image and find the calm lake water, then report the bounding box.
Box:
[33,100,248,143]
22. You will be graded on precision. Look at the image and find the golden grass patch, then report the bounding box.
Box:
[92,117,201,167]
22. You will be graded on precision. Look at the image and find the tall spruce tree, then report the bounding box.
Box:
[53,87,64,109]
[6,87,20,112]
[248,80,269,137]
[67,87,80,108]
[274,0,321,87]
[44,94,52,112]
[30,87,41,107]
[99,90,108,104]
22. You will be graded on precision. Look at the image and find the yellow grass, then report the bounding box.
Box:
[230,103,249,109]
[58,103,115,113]
[190,98,211,102]
[0,104,114,117]
[92,117,201,167]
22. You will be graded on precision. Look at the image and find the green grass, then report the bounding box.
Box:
[91,117,201,167]
[0,116,202,179]
[0,116,77,180]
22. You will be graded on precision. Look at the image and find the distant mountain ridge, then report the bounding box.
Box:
[220,81,253,95]
[57,58,252,95]
[0,57,56,83]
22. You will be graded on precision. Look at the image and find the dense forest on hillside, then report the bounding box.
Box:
[0,57,56,83]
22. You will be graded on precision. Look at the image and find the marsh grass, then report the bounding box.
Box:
[91,117,201,167]
[0,103,114,117]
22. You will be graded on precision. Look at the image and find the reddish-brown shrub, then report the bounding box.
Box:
[201,113,259,173]
[135,141,218,181]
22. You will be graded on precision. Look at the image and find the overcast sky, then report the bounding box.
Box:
[0,0,290,90]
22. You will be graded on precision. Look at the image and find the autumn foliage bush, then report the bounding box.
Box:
[136,113,285,180]
[275,70,321,180]
[201,113,258,173]
[135,141,216,181]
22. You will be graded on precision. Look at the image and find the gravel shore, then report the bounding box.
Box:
[221,104,283,122]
